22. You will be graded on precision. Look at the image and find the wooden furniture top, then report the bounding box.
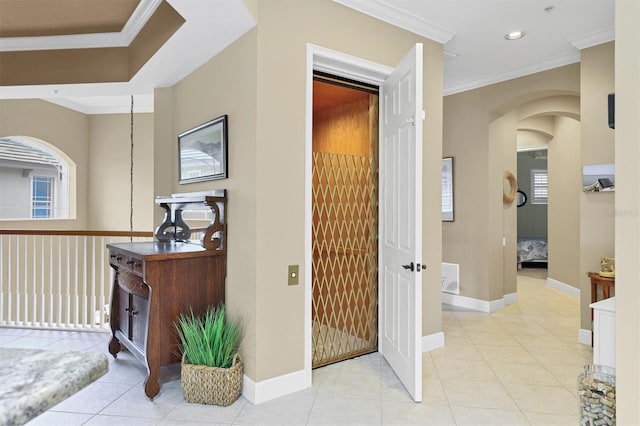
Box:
[587,272,615,284]
[107,241,222,260]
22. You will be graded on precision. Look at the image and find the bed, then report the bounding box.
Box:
[517,238,548,268]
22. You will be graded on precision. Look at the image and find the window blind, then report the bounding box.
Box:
[531,169,548,204]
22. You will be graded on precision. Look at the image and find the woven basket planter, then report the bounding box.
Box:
[181,353,243,406]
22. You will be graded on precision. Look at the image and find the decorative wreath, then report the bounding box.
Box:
[503,171,517,204]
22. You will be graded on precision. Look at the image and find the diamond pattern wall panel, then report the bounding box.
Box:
[312,152,378,367]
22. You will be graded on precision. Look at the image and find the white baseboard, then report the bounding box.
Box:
[442,292,505,313]
[242,369,310,405]
[578,329,592,346]
[504,292,518,305]
[488,298,505,312]
[547,277,580,298]
[422,331,445,352]
[244,331,447,404]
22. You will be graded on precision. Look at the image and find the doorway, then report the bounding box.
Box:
[311,73,379,368]
[516,147,548,278]
[305,43,424,402]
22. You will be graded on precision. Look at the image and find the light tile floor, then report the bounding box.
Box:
[0,271,591,425]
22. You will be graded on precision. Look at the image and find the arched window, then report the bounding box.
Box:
[0,136,74,220]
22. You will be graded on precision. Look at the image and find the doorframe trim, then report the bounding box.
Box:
[304,44,392,385]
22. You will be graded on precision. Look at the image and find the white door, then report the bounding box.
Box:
[379,43,423,402]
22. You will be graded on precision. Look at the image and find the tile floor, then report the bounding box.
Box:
[0,271,591,425]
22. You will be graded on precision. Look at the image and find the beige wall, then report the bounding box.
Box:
[443,65,580,303]
[0,99,89,229]
[87,113,155,231]
[157,28,260,379]
[0,100,155,232]
[579,42,615,331]
[547,115,581,287]
[443,90,491,300]
[158,0,443,383]
[490,111,518,300]
[0,103,155,334]
[254,0,442,381]
[615,0,640,420]
[152,87,175,226]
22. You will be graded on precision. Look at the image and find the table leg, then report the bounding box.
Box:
[144,366,160,400]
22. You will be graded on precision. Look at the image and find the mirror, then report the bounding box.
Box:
[517,190,527,207]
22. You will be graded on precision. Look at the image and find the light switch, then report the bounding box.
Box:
[288,265,299,286]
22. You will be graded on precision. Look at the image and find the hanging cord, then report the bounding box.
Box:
[129,95,134,242]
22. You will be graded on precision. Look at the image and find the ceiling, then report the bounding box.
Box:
[313,80,371,112]
[0,0,614,114]
[338,0,614,94]
[0,0,256,113]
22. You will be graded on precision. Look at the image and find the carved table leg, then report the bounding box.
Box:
[144,286,159,400]
[108,271,121,358]
[108,336,121,358]
[144,364,161,400]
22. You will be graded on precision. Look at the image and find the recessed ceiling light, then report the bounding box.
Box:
[505,31,526,40]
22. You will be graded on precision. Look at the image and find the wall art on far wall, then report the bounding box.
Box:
[582,163,615,192]
[442,157,454,221]
[178,115,228,184]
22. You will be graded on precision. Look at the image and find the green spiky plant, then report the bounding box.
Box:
[175,303,242,368]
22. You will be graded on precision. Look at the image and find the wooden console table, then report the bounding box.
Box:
[588,272,615,304]
[587,272,615,346]
[108,191,227,399]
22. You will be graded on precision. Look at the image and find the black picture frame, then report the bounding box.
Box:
[178,115,228,184]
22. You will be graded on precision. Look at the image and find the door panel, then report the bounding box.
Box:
[379,43,423,402]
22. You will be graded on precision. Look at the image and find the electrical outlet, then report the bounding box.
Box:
[288,265,299,286]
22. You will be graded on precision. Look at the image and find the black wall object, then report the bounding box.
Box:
[608,93,615,129]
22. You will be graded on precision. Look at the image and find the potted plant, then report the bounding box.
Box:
[175,303,243,406]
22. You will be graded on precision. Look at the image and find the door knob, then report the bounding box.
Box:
[402,262,415,272]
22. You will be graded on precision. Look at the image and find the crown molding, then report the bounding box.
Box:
[121,0,164,45]
[0,0,161,52]
[44,95,154,115]
[334,0,454,44]
[444,51,581,96]
[569,26,615,50]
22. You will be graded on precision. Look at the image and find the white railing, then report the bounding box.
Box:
[0,231,153,331]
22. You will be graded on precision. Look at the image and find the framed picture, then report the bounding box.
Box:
[442,157,454,221]
[178,115,228,184]
[582,163,615,192]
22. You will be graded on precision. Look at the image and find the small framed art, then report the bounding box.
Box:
[442,157,454,221]
[178,115,228,184]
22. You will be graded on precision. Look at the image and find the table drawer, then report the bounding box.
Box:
[117,269,150,299]
[109,249,144,276]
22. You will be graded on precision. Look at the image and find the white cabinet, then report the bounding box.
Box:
[590,297,616,368]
